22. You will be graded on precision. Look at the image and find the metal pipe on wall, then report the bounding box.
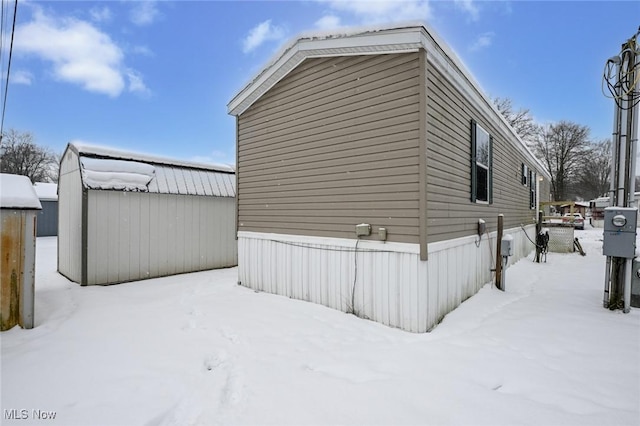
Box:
[624,258,632,313]
[609,59,622,207]
[603,256,612,307]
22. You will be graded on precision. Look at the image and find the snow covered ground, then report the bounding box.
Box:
[2,228,639,425]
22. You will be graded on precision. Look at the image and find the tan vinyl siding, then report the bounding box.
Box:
[425,57,544,243]
[237,53,421,243]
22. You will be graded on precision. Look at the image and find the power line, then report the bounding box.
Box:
[0,0,17,141]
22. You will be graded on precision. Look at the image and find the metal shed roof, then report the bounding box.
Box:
[67,143,236,197]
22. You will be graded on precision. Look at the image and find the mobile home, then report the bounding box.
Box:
[228,24,551,332]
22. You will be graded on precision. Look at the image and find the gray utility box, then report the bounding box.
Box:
[603,207,637,258]
[501,235,514,257]
[632,259,640,308]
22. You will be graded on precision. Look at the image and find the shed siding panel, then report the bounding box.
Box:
[237,53,421,243]
[139,194,151,279]
[118,192,132,283]
[85,192,237,285]
[425,58,547,243]
[57,150,83,282]
[36,201,58,237]
[128,193,141,281]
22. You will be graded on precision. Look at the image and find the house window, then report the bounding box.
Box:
[522,163,528,186]
[471,120,492,204]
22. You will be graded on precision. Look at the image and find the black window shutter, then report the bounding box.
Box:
[470,120,477,202]
[488,135,493,204]
[531,171,537,208]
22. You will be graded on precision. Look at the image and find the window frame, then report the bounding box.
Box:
[470,120,493,204]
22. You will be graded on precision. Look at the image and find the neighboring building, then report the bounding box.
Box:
[228,24,551,332]
[58,142,237,286]
[1,174,40,330]
[590,193,640,227]
[559,202,588,218]
[33,182,58,237]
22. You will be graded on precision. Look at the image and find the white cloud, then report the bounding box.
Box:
[130,1,159,26]
[12,70,33,85]
[469,31,494,52]
[15,7,147,97]
[454,0,479,21]
[316,0,432,24]
[131,45,154,57]
[89,6,112,23]
[315,15,342,30]
[126,69,150,96]
[242,20,286,54]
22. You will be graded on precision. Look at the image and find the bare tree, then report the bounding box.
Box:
[530,121,591,201]
[0,129,59,183]
[574,139,611,200]
[493,97,538,142]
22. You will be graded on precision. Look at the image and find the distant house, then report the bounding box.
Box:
[33,182,58,237]
[58,143,237,286]
[228,24,551,332]
[590,193,640,227]
[560,202,588,218]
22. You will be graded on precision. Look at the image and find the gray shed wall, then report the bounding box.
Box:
[85,191,237,285]
[37,200,58,237]
[57,149,83,283]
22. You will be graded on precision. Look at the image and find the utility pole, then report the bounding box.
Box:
[603,29,640,312]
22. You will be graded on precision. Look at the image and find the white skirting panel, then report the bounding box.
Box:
[238,225,537,333]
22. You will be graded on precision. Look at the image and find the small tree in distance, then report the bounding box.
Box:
[0,129,59,183]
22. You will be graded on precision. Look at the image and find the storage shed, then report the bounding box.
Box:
[33,182,58,237]
[1,174,41,330]
[228,24,551,332]
[58,142,237,286]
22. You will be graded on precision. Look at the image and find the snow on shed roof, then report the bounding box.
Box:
[1,174,42,209]
[33,182,58,201]
[227,22,550,181]
[70,142,235,173]
[66,142,236,197]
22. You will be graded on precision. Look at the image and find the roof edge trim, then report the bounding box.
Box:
[67,142,235,175]
[227,24,549,180]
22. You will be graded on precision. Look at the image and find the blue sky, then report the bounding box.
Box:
[4,0,640,166]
